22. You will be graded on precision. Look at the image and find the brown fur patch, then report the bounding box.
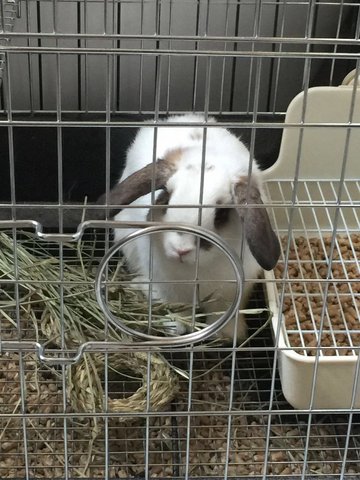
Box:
[236,176,248,187]
[163,147,185,165]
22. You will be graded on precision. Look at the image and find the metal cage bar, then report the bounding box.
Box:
[1,1,360,479]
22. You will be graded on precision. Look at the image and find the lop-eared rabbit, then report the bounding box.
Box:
[102,114,280,341]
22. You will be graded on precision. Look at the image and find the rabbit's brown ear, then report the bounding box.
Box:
[234,178,280,270]
[96,157,177,217]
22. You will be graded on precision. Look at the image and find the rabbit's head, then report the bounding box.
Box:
[102,147,280,270]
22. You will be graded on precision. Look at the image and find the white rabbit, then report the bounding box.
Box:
[102,114,280,341]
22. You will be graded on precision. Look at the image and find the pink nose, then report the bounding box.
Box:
[176,248,192,259]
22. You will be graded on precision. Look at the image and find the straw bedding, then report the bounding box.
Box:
[0,231,181,418]
[1,232,360,477]
[1,351,360,478]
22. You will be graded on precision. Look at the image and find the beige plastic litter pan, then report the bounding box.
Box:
[263,71,360,409]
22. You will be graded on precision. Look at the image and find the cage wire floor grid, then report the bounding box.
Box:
[0,232,360,478]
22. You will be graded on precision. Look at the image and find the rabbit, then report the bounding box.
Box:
[101,114,280,341]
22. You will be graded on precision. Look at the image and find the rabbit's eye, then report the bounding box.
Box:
[154,189,170,214]
[157,189,170,204]
[200,238,212,250]
[214,207,231,229]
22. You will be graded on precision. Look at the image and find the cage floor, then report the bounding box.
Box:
[1,234,360,478]
[1,290,360,478]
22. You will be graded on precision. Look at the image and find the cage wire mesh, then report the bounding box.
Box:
[0,0,18,87]
[0,0,360,479]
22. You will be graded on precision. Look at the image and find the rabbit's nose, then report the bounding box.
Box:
[176,248,192,260]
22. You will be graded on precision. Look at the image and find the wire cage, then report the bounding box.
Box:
[0,0,360,479]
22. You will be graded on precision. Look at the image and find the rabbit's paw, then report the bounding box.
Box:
[160,316,187,337]
[130,275,162,300]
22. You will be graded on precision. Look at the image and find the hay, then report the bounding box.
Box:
[0,231,181,420]
[1,232,360,477]
[2,351,359,478]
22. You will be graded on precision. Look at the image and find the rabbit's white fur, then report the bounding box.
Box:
[114,114,267,340]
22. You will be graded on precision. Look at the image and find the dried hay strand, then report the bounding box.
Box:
[2,350,360,478]
[0,231,180,419]
[67,352,180,415]
[2,232,360,477]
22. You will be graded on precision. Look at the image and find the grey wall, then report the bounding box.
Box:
[3,0,354,115]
